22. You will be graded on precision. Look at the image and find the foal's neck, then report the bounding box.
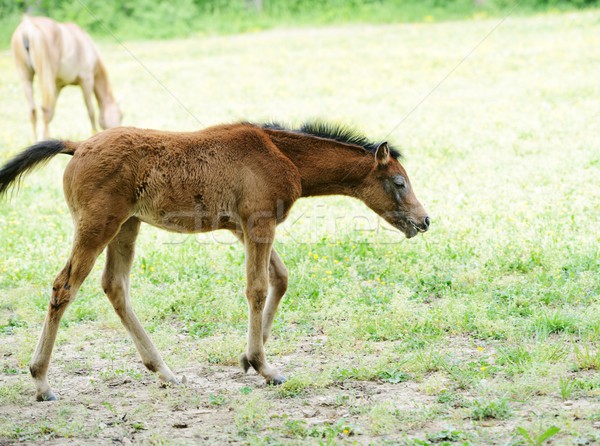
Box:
[263,129,374,198]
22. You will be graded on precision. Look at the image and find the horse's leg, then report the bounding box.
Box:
[40,84,58,141]
[80,79,97,134]
[101,217,179,384]
[18,71,37,141]
[262,249,288,344]
[240,220,285,385]
[25,82,37,141]
[30,213,123,401]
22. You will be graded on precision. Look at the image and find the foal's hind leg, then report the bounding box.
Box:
[30,215,122,401]
[101,217,178,385]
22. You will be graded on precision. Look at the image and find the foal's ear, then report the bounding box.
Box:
[375,142,390,165]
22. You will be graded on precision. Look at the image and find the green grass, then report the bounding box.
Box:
[1,9,600,445]
[2,0,598,48]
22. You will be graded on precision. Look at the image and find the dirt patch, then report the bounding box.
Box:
[1,327,597,446]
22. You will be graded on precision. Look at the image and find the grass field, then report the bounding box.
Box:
[1,10,599,446]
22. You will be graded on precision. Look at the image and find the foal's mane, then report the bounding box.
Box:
[260,121,402,159]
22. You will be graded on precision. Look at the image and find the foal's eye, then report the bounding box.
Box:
[393,176,407,189]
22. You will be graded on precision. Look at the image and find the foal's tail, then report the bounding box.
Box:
[0,140,77,197]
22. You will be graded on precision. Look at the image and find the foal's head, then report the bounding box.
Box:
[357,142,430,238]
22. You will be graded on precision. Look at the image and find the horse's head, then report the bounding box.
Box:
[99,101,123,129]
[357,142,429,238]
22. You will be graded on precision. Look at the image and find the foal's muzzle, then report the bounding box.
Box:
[408,216,430,236]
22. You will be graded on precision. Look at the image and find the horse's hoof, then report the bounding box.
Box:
[266,375,286,386]
[240,353,251,373]
[36,391,57,402]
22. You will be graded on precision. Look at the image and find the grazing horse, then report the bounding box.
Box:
[11,16,122,141]
[0,121,429,401]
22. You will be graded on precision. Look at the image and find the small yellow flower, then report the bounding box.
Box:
[325,270,332,275]
[313,254,319,260]
[477,347,484,351]
[150,267,155,272]
[480,366,487,371]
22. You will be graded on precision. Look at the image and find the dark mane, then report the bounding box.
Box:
[260,121,402,159]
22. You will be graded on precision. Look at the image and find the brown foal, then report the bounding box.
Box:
[0,121,429,401]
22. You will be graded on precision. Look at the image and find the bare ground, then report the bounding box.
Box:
[1,325,598,445]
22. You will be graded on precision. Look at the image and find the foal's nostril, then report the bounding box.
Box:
[423,216,430,230]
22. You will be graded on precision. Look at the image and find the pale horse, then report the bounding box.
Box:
[11,16,122,140]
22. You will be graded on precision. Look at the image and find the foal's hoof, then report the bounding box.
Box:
[36,390,57,402]
[266,375,286,386]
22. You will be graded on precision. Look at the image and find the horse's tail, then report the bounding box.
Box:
[0,140,78,197]
[19,16,58,107]
[10,20,32,82]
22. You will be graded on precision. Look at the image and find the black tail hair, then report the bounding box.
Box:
[0,140,73,197]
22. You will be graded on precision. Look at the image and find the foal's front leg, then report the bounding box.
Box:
[231,231,288,346]
[262,249,288,344]
[241,223,286,385]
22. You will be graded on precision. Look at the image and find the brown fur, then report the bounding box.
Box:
[0,122,429,401]
[11,16,122,141]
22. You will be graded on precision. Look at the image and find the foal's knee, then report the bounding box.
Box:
[246,284,268,312]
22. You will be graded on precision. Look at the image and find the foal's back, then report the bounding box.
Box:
[64,124,301,233]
